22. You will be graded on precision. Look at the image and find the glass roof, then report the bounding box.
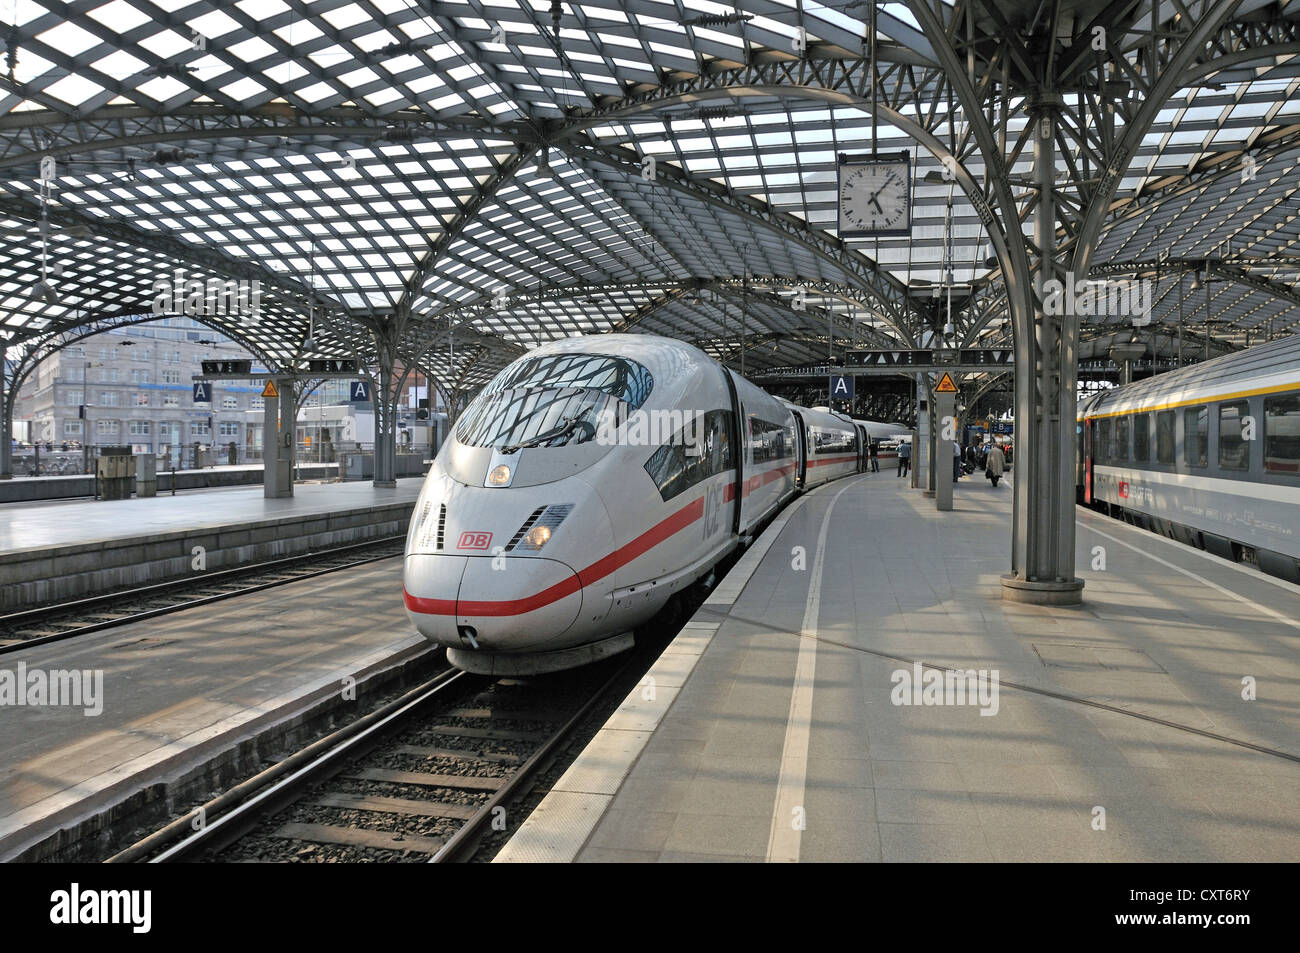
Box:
[2,0,1298,389]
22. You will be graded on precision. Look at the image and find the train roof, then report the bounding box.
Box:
[1081,334,1300,416]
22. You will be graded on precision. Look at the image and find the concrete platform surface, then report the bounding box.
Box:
[0,478,423,555]
[499,470,1300,863]
[0,559,425,861]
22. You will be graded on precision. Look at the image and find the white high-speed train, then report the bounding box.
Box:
[403,334,883,675]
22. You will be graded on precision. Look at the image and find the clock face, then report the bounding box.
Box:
[839,160,911,235]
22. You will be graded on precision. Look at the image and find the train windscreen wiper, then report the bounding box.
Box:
[499,415,582,454]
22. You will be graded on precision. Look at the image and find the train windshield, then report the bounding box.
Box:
[455,353,654,450]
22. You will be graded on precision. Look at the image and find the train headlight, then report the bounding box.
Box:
[522,525,551,548]
[487,464,512,486]
[509,503,573,552]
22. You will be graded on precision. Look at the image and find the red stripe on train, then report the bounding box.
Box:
[404,495,705,617]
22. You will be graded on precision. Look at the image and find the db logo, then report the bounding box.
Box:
[458,531,493,550]
[1117,481,1129,499]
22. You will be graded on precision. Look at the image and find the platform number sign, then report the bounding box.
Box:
[829,374,854,400]
[192,381,211,404]
[349,380,371,403]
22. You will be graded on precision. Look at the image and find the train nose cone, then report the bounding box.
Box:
[403,554,583,652]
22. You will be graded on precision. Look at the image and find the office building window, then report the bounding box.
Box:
[162,370,182,384]
[163,395,179,407]
[128,420,151,435]
[219,422,240,437]
[95,420,119,435]
[222,396,239,410]
[64,420,83,436]
[98,391,119,407]
[191,420,210,436]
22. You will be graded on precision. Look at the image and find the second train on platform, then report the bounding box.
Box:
[404,333,886,675]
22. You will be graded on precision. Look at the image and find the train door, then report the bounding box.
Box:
[792,411,808,487]
[856,424,868,471]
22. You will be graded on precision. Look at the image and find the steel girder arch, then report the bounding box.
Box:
[396,146,542,314]
[1088,258,1300,311]
[905,0,1248,602]
[555,136,919,347]
[0,104,495,177]
[0,306,281,477]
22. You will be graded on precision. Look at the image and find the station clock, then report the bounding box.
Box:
[837,152,912,237]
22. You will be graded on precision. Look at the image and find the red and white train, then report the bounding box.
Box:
[403,334,882,674]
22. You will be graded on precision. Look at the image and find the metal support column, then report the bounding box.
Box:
[373,357,397,488]
[0,371,12,480]
[263,377,293,498]
[1001,99,1084,605]
[935,389,955,511]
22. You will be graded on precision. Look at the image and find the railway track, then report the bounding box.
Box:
[108,656,632,864]
[0,535,406,654]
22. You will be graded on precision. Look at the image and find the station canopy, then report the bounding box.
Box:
[2,0,1299,396]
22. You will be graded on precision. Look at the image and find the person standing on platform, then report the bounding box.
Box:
[953,441,962,482]
[869,440,879,472]
[898,439,911,477]
[985,442,1005,488]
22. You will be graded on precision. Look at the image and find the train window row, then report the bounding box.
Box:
[1094,390,1300,476]
[749,415,795,464]
[644,409,734,502]
[810,425,857,455]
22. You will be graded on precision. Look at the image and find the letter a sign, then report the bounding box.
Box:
[829,374,854,399]
[349,380,371,403]
[192,381,211,404]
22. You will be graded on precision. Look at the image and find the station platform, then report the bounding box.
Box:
[498,470,1300,862]
[0,559,428,862]
[0,479,424,611]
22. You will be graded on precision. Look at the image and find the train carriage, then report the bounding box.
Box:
[404,333,869,676]
[1077,334,1300,583]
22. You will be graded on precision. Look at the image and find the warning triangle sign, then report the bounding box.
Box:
[261,380,279,398]
[935,372,958,393]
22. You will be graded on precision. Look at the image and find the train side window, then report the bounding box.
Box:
[643,409,734,501]
[1132,412,1151,463]
[1097,418,1112,464]
[1218,401,1250,470]
[1114,415,1130,464]
[1264,392,1300,475]
[1156,410,1175,465]
[1184,405,1208,467]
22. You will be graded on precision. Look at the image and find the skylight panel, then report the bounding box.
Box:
[187,9,241,42]
[220,76,267,101]
[321,3,370,32]
[87,0,151,33]
[91,49,148,79]
[42,74,103,107]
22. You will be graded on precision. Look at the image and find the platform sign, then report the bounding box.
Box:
[261,380,280,399]
[843,348,1013,370]
[829,374,854,400]
[349,380,371,403]
[192,381,211,404]
[200,359,252,375]
[307,358,358,373]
